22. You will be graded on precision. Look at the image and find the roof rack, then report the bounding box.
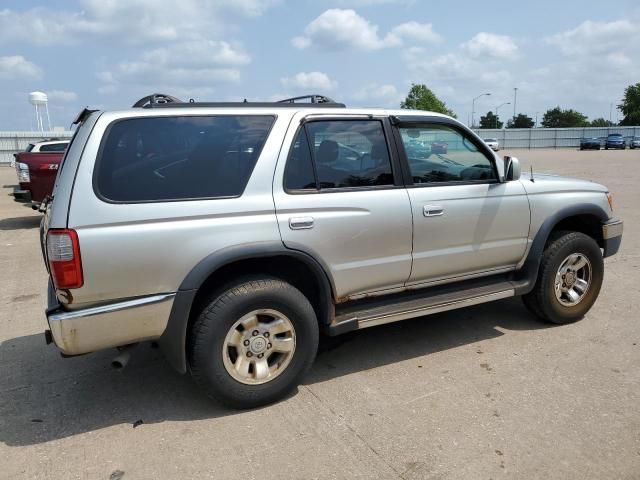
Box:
[131,93,345,109]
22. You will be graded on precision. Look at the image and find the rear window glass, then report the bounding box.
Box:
[95,115,274,202]
[39,142,69,152]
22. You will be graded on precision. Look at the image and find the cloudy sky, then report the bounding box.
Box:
[0,0,638,130]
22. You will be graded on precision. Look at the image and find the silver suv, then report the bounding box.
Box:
[42,94,623,408]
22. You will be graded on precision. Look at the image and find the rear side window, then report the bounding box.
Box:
[40,142,68,152]
[284,119,394,191]
[95,115,274,202]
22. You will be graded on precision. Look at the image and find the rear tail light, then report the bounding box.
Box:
[47,229,83,289]
[16,162,30,182]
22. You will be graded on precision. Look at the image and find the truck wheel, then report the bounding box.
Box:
[188,277,319,408]
[523,232,604,324]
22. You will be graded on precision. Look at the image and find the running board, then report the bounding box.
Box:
[329,277,516,335]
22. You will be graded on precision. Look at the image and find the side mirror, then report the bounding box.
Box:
[503,156,521,181]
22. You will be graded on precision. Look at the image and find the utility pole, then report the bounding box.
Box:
[496,102,510,129]
[513,87,518,122]
[471,92,491,128]
[535,112,539,128]
[609,103,613,124]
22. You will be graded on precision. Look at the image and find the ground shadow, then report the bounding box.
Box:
[0,216,41,230]
[0,297,551,447]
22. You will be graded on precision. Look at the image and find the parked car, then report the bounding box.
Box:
[629,136,640,149]
[26,138,70,153]
[605,133,625,150]
[41,93,623,408]
[10,138,69,167]
[13,139,70,208]
[483,138,500,151]
[430,141,448,154]
[579,137,601,150]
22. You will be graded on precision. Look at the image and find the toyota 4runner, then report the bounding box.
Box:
[41,94,623,408]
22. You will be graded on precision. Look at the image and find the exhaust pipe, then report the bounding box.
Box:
[111,344,137,370]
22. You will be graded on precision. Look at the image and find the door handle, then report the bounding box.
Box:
[423,205,444,217]
[289,217,314,230]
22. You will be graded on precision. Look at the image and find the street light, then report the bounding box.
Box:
[471,92,491,128]
[495,102,510,129]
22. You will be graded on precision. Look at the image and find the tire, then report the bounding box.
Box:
[522,232,604,325]
[188,277,319,408]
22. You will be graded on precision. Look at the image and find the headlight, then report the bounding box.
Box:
[606,192,614,212]
[16,162,30,183]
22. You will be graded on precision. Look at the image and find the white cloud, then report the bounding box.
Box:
[293,9,442,51]
[0,55,42,80]
[281,72,337,91]
[47,90,78,102]
[0,0,279,46]
[461,32,518,59]
[293,9,392,50]
[546,19,639,56]
[388,21,441,44]
[98,40,250,96]
[352,83,402,106]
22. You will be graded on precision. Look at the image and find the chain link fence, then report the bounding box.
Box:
[472,126,640,149]
[0,131,74,165]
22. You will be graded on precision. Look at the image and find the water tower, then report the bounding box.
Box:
[29,91,51,132]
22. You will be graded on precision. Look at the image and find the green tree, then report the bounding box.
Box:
[590,117,615,127]
[401,83,456,117]
[618,82,640,126]
[541,107,589,128]
[479,111,502,129]
[507,113,534,128]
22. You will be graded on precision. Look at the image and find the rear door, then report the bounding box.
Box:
[393,118,530,286]
[273,114,413,299]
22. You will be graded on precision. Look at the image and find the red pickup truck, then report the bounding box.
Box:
[13,140,69,209]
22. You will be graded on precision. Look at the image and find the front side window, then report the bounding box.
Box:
[284,119,394,191]
[95,115,274,202]
[399,124,496,184]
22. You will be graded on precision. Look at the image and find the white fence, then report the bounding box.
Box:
[1,127,639,164]
[472,126,640,149]
[0,131,74,164]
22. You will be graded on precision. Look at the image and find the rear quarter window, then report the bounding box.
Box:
[94,115,275,202]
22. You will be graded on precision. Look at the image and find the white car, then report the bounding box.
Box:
[11,139,70,167]
[26,139,70,153]
[483,138,499,151]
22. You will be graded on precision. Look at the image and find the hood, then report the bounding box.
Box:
[519,173,608,194]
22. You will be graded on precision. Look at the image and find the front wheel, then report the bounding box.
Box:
[188,277,319,408]
[523,232,604,324]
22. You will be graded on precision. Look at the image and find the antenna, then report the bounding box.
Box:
[529,164,535,183]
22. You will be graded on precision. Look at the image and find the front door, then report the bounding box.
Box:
[273,116,413,299]
[394,121,530,286]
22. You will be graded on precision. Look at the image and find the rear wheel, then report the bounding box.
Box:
[188,277,319,408]
[523,232,604,324]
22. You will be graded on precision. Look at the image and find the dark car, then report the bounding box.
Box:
[605,133,625,150]
[430,141,448,154]
[579,137,601,150]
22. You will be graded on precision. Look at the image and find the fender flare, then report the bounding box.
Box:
[514,203,609,295]
[159,242,335,373]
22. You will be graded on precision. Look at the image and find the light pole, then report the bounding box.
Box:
[471,92,491,128]
[496,102,510,129]
[513,87,518,122]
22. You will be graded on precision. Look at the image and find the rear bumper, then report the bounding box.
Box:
[602,219,623,258]
[12,187,32,203]
[45,281,175,355]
